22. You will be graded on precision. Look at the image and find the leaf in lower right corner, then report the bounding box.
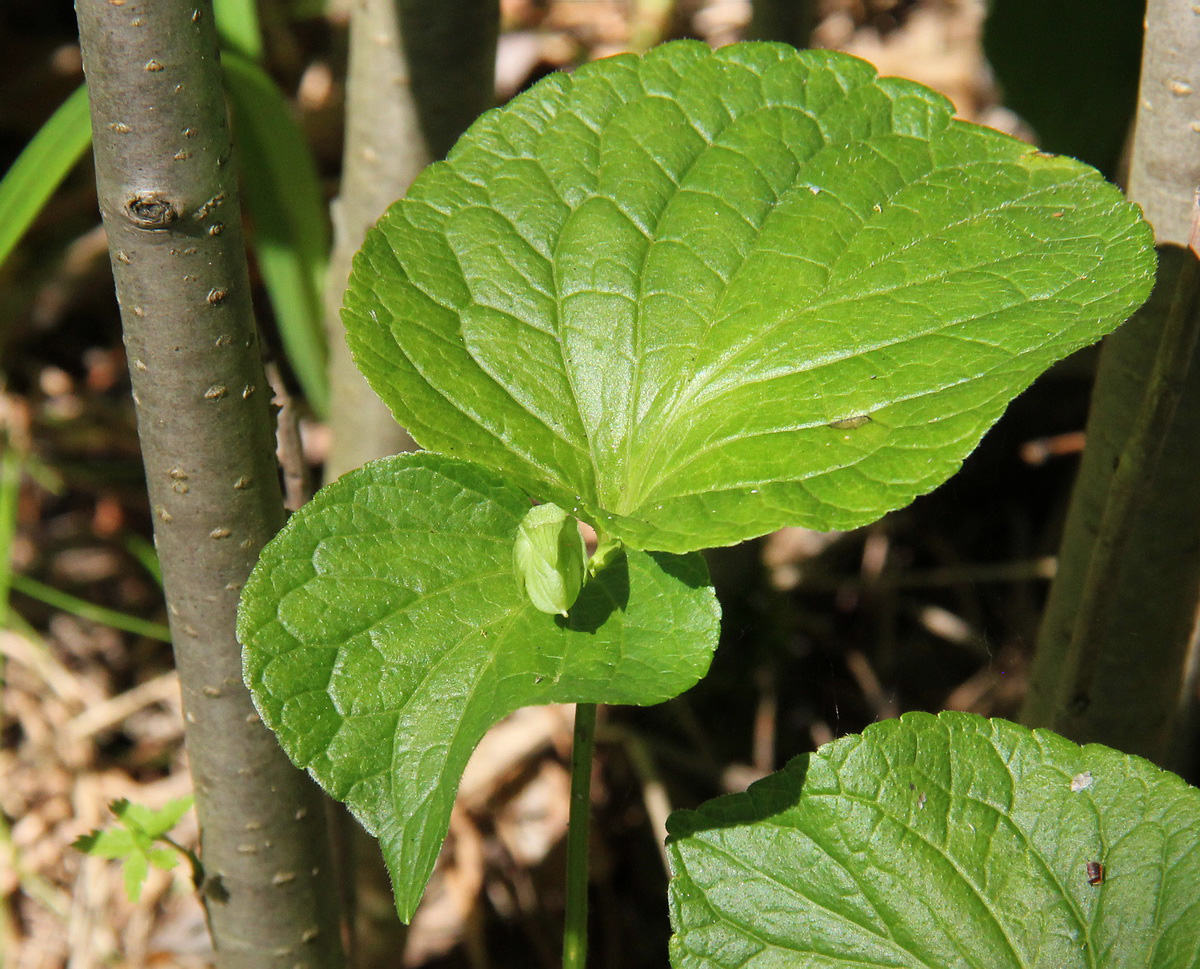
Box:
[667,711,1200,969]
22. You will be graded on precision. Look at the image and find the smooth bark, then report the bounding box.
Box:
[75,2,344,965]
[1022,247,1200,763]
[1127,1,1200,248]
[1022,0,1200,766]
[323,0,498,482]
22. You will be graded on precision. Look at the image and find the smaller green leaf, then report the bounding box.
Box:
[239,452,720,920]
[139,795,194,839]
[73,796,193,901]
[107,798,134,821]
[122,852,150,903]
[72,827,136,860]
[668,712,1200,969]
[0,84,91,271]
[513,503,587,616]
[110,798,153,833]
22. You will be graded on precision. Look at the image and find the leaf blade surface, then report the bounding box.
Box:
[668,711,1200,969]
[238,452,719,920]
[344,41,1154,552]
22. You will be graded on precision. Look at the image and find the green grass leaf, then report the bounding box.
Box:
[9,573,171,642]
[984,0,1143,177]
[223,51,330,417]
[238,452,720,919]
[4,63,330,418]
[344,40,1154,553]
[667,712,1200,969]
[0,84,91,271]
[0,451,22,628]
[213,0,263,62]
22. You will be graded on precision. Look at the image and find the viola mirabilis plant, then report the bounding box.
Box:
[237,39,1199,964]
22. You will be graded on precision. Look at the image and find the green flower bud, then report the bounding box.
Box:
[513,503,586,617]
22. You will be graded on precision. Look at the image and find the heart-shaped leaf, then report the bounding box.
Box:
[238,453,719,919]
[668,712,1200,968]
[344,40,1154,553]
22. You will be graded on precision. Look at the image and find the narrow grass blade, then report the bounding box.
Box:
[223,51,330,417]
[9,573,171,642]
[123,533,163,586]
[0,84,92,270]
[213,0,264,62]
[0,451,20,628]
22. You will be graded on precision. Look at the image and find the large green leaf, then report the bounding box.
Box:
[343,40,1154,553]
[238,452,719,919]
[668,712,1200,968]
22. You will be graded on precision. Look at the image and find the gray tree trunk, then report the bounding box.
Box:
[1021,0,1200,768]
[1127,1,1200,248]
[75,2,345,965]
[323,0,499,482]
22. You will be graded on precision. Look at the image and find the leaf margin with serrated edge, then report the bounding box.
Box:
[238,451,720,920]
[343,40,1155,554]
[667,710,1200,969]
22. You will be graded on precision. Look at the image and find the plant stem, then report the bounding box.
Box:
[161,834,206,891]
[1127,0,1200,248]
[74,2,344,965]
[1064,251,1199,691]
[562,702,597,969]
[1022,245,1200,761]
[320,6,498,958]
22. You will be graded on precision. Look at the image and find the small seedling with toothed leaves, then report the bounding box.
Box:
[72,796,200,902]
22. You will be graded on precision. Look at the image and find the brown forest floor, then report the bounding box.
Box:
[0,1,1144,967]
